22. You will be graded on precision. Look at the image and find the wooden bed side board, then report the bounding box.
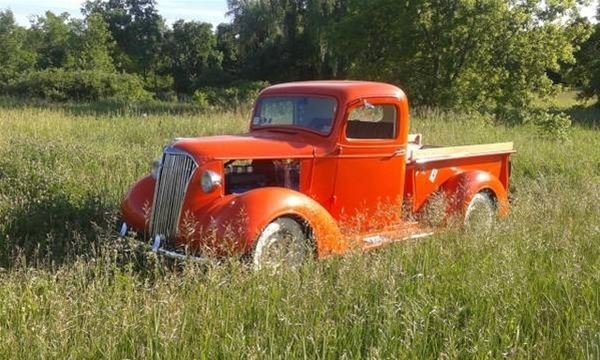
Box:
[408,142,515,163]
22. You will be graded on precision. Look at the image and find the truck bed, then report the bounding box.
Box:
[404,135,515,213]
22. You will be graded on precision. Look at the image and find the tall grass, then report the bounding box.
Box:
[0,102,598,358]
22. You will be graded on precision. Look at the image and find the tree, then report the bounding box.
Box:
[571,5,600,102]
[304,0,351,79]
[163,20,223,95]
[332,0,591,119]
[75,13,116,72]
[226,0,350,83]
[216,23,239,80]
[0,10,36,83]
[28,11,75,70]
[82,0,165,78]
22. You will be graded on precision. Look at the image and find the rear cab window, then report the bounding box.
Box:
[346,104,397,140]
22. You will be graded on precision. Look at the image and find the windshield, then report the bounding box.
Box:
[253,96,337,134]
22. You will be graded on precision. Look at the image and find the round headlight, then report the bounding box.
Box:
[201,171,222,193]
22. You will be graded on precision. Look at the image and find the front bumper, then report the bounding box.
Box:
[154,246,210,263]
[119,222,210,264]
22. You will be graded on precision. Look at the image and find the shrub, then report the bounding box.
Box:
[530,110,572,140]
[195,80,269,111]
[144,73,176,101]
[491,106,572,140]
[5,69,151,102]
[192,90,210,110]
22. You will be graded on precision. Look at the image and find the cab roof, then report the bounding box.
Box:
[260,80,407,104]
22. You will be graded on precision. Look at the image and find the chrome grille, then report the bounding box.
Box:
[150,149,197,246]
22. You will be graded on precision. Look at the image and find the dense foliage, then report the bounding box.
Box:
[571,4,600,101]
[5,69,150,101]
[335,1,592,117]
[0,1,598,112]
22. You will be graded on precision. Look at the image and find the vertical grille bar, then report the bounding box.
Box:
[150,149,197,247]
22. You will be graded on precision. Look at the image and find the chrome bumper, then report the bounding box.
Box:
[119,222,210,264]
[154,247,210,264]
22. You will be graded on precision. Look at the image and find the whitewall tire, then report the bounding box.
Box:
[252,217,312,270]
[464,192,496,231]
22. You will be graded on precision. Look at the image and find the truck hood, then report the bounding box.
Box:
[172,133,330,161]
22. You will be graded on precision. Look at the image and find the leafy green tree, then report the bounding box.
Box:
[571,5,600,102]
[226,0,286,81]
[163,20,223,95]
[82,0,165,78]
[332,0,590,119]
[75,13,116,72]
[216,23,240,80]
[304,0,351,78]
[28,11,75,70]
[227,0,350,82]
[0,10,36,84]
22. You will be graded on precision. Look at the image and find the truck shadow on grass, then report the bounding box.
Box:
[0,192,116,269]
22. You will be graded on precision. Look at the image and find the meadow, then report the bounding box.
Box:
[0,98,598,358]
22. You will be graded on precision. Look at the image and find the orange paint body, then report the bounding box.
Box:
[121,81,514,258]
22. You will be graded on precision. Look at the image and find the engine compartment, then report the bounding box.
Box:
[224,159,300,195]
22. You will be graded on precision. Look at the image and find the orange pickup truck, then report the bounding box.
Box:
[121,81,514,268]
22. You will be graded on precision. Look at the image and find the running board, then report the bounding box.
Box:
[362,231,434,247]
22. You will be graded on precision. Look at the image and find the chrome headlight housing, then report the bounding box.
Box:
[201,170,222,193]
[151,158,162,179]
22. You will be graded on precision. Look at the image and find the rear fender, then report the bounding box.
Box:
[440,170,509,217]
[193,187,345,258]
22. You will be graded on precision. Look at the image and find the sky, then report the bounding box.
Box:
[0,0,596,28]
[0,0,230,28]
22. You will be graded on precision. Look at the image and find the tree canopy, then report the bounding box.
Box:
[0,0,597,111]
[571,4,600,100]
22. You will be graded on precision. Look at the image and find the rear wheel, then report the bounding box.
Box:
[464,192,496,231]
[252,217,312,270]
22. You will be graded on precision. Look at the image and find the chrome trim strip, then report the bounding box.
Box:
[148,152,165,234]
[171,155,198,242]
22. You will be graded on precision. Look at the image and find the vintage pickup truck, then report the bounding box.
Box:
[120,81,514,268]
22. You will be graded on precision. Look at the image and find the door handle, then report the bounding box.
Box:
[393,149,406,157]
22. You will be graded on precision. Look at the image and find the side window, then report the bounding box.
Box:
[346,104,397,139]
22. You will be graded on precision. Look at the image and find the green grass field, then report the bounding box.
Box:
[0,99,598,358]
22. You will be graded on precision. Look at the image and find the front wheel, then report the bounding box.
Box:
[464,192,496,231]
[252,217,313,270]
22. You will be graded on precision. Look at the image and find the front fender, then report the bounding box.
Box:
[121,175,155,234]
[188,187,345,258]
[441,170,509,217]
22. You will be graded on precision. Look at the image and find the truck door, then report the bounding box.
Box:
[332,99,408,233]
